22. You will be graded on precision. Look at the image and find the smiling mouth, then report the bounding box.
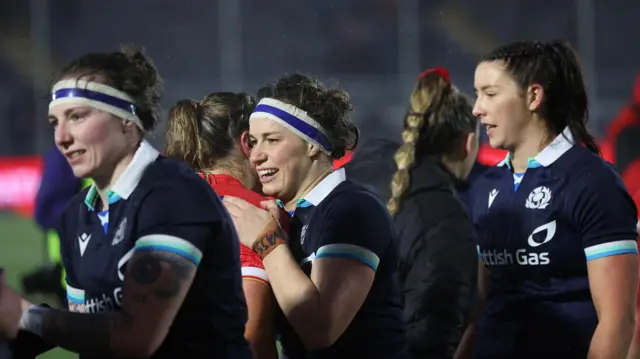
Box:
[65,149,86,160]
[257,168,279,182]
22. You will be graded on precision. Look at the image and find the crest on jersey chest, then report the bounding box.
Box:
[525,186,552,209]
[111,217,128,246]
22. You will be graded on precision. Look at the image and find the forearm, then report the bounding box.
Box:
[24,306,136,357]
[453,322,476,359]
[588,319,635,359]
[262,245,323,342]
[627,332,640,359]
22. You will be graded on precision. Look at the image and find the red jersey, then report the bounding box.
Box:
[199,173,287,286]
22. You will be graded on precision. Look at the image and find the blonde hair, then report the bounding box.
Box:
[164,92,255,172]
[387,72,477,216]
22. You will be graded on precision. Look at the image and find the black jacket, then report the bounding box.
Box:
[345,139,478,359]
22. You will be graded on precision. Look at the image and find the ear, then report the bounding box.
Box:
[527,83,544,112]
[120,119,137,134]
[306,142,322,158]
[239,131,252,157]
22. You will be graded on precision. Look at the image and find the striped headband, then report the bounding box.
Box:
[49,80,143,130]
[250,98,333,155]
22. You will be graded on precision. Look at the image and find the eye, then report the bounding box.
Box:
[267,138,280,144]
[246,138,257,148]
[70,109,90,121]
[48,118,58,128]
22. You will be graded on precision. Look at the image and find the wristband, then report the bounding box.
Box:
[253,229,287,259]
[19,305,49,337]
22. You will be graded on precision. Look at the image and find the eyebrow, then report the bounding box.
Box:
[47,107,88,122]
[250,131,281,139]
[475,85,498,92]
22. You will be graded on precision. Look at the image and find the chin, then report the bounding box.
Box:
[71,167,91,179]
[488,137,506,150]
[260,183,280,198]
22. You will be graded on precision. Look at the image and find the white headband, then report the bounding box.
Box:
[50,80,144,130]
[249,98,333,155]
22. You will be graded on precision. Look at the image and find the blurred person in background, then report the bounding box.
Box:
[605,72,640,158]
[22,145,91,307]
[0,45,253,358]
[468,40,638,359]
[223,74,408,358]
[164,92,282,359]
[344,67,479,359]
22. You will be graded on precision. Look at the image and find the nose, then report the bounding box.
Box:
[472,99,485,118]
[54,120,73,150]
[249,143,267,165]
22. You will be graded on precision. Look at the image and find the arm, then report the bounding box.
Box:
[243,281,278,359]
[24,235,200,357]
[22,184,216,357]
[261,193,388,350]
[400,214,477,359]
[627,237,640,359]
[588,254,638,359]
[241,246,278,359]
[263,246,374,350]
[573,171,639,359]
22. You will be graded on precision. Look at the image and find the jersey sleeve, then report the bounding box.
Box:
[240,244,268,285]
[134,181,228,267]
[572,169,639,261]
[314,190,393,272]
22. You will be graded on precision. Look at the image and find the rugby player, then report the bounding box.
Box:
[0,46,252,358]
[164,92,285,359]
[224,74,408,358]
[469,40,638,359]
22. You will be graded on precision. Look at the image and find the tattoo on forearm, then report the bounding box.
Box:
[36,251,195,356]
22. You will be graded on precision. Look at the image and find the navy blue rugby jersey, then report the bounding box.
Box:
[470,129,639,359]
[274,169,407,359]
[58,141,252,359]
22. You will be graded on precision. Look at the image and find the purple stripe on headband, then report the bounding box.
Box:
[254,103,332,153]
[51,88,137,116]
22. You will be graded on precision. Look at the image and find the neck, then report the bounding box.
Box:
[283,165,333,212]
[93,151,136,210]
[206,156,254,189]
[510,122,550,173]
[442,158,465,180]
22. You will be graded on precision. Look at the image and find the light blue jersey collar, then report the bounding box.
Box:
[84,140,160,211]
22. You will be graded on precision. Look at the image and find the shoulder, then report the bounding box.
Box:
[137,157,216,201]
[133,158,224,223]
[322,180,390,217]
[558,147,625,191]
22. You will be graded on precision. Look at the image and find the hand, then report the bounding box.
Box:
[223,197,283,249]
[0,272,24,340]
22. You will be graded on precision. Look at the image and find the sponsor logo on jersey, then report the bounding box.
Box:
[479,221,556,266]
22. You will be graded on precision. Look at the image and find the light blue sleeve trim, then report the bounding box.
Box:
[584,240,638,261]
[135,234,203,266]
[66,283,85,304]
[316,243,380,271]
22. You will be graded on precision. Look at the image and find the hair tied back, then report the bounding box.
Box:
[417,67,450,83]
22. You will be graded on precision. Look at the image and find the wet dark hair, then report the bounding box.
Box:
[387,69,477,216]
[256,73,359,159]
[164,92,256,172]
[54,44,163,132]
[480,40,599,155]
